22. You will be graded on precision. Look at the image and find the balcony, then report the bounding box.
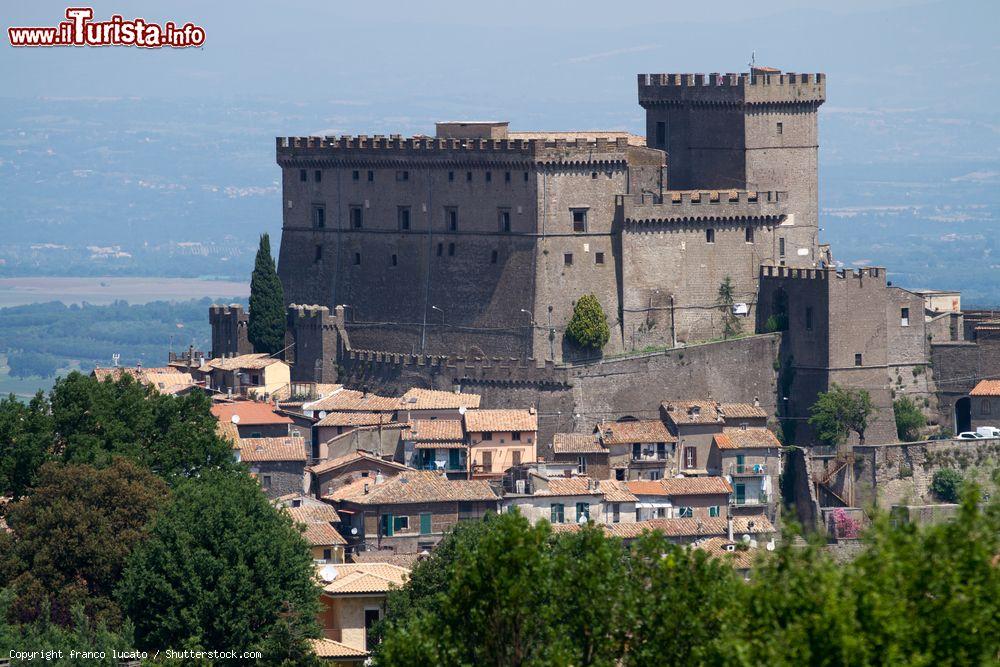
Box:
[631,452,670,463]
[729,463,768,476]
[416,461,466,472]
[733,492,769,506]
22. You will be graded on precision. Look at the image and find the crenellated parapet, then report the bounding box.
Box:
[638,72,826,108]
[276,134,648,169]
[621,190,787,224]
[209,303,252,358]
[760,264,886,286]
[343,348,570,387]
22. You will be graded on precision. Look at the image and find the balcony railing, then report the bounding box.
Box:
[730,463,768,476]
[733,493,769,506]
[416,462,466,472]
[632,453,670,462]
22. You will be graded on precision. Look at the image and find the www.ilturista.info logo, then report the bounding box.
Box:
[8,8,205,48]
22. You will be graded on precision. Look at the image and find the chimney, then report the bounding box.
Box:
[753,395,760,408]
[375,471,384,485]
[363,483,370,494]
[727,515,734,541]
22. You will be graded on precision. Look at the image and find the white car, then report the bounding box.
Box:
[957,431,986,439]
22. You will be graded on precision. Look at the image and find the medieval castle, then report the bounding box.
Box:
[210,66,1000,449]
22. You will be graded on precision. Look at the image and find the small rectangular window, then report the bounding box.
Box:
[779,237,786,257]
[448,171,455,182]
[446,207,458,231]
[595,252,605,265]
[709,505,720,518]
[312,205,325,229]
[777,122,783,135]
[511,431,521,441]
[437,243,443,257]
[577,456,587,474]
[901,307,910,327]
[485,171,492,182]
[805,306,813,331]
[504,171,511,183]
[398,206,411,231]
[523,171,529,182]
[448,242,455,256]
[745,226,754,243]
[298,169,306,182]
[354,252,362,266]
[677,506,693,518]
[656,121,666,147]
[612,503,620,523]
[982,400,991,416]
[490,250,498,264]
[350,206,363,229]
[855,353,863,366]
[482,431,492,441]
[323,548,332,560]
[466,171,472,182]
[706,228,715,243]
[352,170,360,181]
[498,209,511,233]
[564,253,573,266]
[262,475,272,488]
[314,169,322,182]
[550,503,565,524]
[512,450,521,467]
[576,502,590,521]
[367,170,374,182]
[396,170,410,182]
[482,450,493,473]
[572,209,587,233]
[314,245,323,262]
[391,253,398,267]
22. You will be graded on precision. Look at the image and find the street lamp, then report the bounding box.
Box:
[431,305,445,324]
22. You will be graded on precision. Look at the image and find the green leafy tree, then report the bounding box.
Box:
[893,396,925,442]
[808,383,875,446]
[566,294,611,351]
[717,276,742,339]
[930,468,964,503]
[51,372,236,483]
[0,391,54,498]
[7,351,59,379]
[117,471,319,657]
[1,459,167,628]
[248,233,286,355]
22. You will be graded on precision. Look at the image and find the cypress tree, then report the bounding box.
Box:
[248,233,285,355]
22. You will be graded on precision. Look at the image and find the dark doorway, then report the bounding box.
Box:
[955,397,972,434]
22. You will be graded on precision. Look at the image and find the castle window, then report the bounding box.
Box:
[312,204,326,229]
[299,169,307,182]
[745,226,754,243]
[779,237,786,257]
[448,171,455,182]
[498,208,511,233]
[354,252,362,265]
[595,252,605,265]
[368,170,374,182]
[805,306,813,331]
[491,250,498,264]
[396,170,410,182]
[437,243,443,257]
[982,400,991,416]
[706,228,715,244]
[564,253,573,266]
[391,253,398,267]
[777,122,783,135]
[855,353,863,367]
[314,245,323,262]
[398,206,411,231]
[486,171,492,183]
[352,170,360,181]
[901,307,910,327]
[571,208,588,233]
[656,121,666,147]
[314,170,322,182]
[591,172,598,179]
[448,243,456,256]
[446,207,458,231]
[466,171,473,182]
[505,171,511,183]
[350,206,363,229]
[524,171,529,182]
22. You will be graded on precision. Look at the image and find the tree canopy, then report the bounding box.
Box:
[0,391,54,498]
[565,294,611,351]
[717,276,743,340]
[116,471,319,658]
[808,383,876,446]
[248,233,286,355]
[893,396,926,442]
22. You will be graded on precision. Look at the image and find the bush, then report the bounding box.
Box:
[894,396,925,442]
[930,468,964,503]
[565,294,610,351]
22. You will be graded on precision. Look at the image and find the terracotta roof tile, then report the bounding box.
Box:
[693,537,761,569]
[350,551,424,568]
[326,470,497,505]
[238,437,307,462]
[534,477,600,497]
[319,562,410,594]
[285,503,341,524]
[404,419,465,442]
[626,480,670,496]
[308,451,411,476]
[552,433,606,454]
[211,401,293,426]
[301,522,347,546]
[659,476,732,496]
[599,479,638,502]
[597,420,676,445]
[311,638,368,658]
[719,403,768,419]
[465,409,537,433]
[305,388,399,412]
[714,427,782,450]
[662,401,724,425]
[552,516,774,539]
[400,388,481,410]
[970,380,1000,396]
[208,353,281,371]
[317,411,394,427]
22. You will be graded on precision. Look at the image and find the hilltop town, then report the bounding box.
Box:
[62,66,999,661]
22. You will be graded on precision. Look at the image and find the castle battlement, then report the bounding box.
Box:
[760,265,886,284]
[343,348,568,387]
[621,190,787,224]
[208,303,246,319]
[638,71,825,106]
[276,134,635,157]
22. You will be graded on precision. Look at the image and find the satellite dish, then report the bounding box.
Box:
[742,534,751,543]
[318,411,328,419]
[319,564,339,583]
[231,414,241,424]
[459,406,467,415]
[765,541,775,552]
[577,514,588,524]
[350,527,358,535]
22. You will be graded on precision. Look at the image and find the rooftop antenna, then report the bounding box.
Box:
[748,51,756,70]
[112,353,120,367]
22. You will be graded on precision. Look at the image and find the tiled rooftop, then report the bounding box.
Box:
[659,476,732,496]
[208,353,282,371]
[301,522,347,546]
[404,419,465,442]
[465,409,537,433]
[304,388,399,413]
[316,411,394,427]
[662,400,724,425]
[326,470,498,505]
[719,402,768,419]
[308,450,411,476]
[238,437,307,462]
[970,380,1000,396]
[552,433,606,454]
[310,638,368,658]
[211,401,293,426]
[319,562,410,595]
[714,427,782,450]
[399,388,481,410]
[598,420,676,445]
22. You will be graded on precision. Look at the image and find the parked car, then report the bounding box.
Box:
[957,431,986,439]
[975,426,1000,438]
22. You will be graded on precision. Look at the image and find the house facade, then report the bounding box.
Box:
[465,409,538,479]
